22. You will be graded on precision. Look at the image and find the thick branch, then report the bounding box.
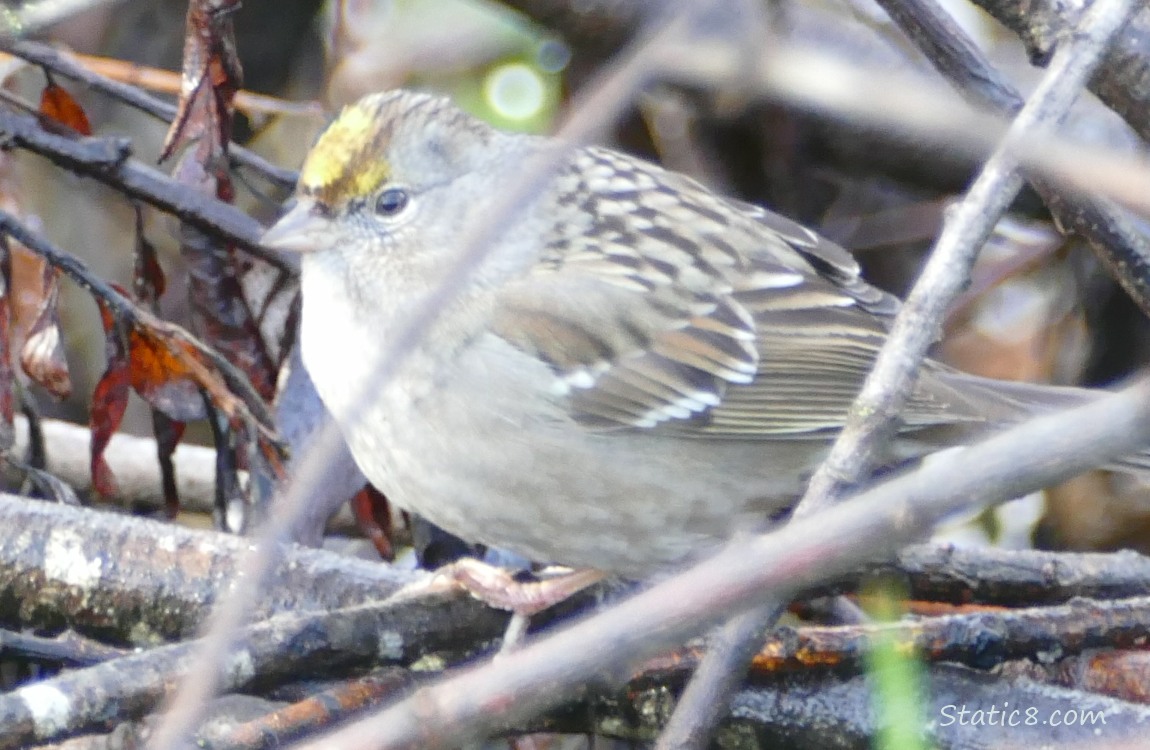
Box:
[0,587,506,749]
[887,543,1150,606]
[12,415,216,512]
[10,415,362,533]
[0,492,418,642]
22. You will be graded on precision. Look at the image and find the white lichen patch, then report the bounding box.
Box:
[222,649,256,686]
[44,528,103,588]
[155,533,178,553]
[377,630,404,661]
[17,683,72,737]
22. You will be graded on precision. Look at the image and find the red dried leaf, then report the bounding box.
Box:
[179,215,276,400]
[351,484,394,561]
[89,285,283,503]
[89,332,130,498]
[38,80,92,136]
[133,205,165,306]
[19,264,72,399]
[96,285,206,424]
[126,326,208,422]
[91,293,204,499]
[0,216,283,507]
[169,153,276,399]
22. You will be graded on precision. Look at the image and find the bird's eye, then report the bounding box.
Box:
[374,188,409,217]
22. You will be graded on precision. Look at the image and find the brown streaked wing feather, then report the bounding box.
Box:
[680,293,980,437]
[491,146,983,437]
[492,267,756,430]
[688,331,988,438]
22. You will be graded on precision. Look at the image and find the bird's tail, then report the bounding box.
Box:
[935,371,1150,474]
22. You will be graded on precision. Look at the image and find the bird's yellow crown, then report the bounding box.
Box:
[297,91,496,207]
[298,96,396,206]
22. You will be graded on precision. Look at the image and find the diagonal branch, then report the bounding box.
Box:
[803,0,1138,503]
[966,0,1150,143]
[876,0,1150,315]
[0,106,286,267]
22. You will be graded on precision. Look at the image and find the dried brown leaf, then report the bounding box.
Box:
[160,0,242,163]
[352,484,395,561]
[160,0,276,400]
[38,78,92,136]
[89,327,130,497]
[132,205,165,307]
[19,264,72,399]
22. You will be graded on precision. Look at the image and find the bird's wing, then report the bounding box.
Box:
[490,147,985,438]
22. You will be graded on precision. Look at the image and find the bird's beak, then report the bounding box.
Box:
[262,200,331,253]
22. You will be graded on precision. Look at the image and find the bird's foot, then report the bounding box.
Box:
[443,559,605,617]
[442,560,604,654]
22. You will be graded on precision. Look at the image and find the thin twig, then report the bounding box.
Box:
[0,628,130,667]
[875,0,1150,316]
[71,51,324,120]
[886,543,1150,606]
[654,604,783,749]
[965,0,1150,143]
[0,38,300,190]
[209,669,416,750]
[802,0,1137,560]
[646,596,1150,675]
[655,41,1150,217]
